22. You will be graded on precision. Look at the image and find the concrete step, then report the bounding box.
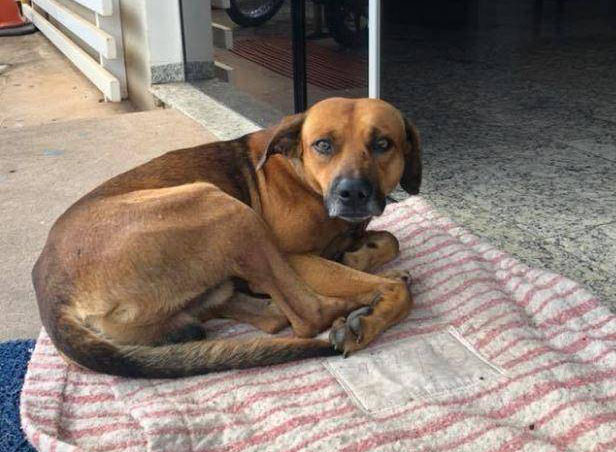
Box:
[150,79,283,141]
[0,109,216,340]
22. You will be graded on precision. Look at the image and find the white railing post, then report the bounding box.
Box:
[25,0,126,102]
[368,0,381,99]
[96,0,127,99]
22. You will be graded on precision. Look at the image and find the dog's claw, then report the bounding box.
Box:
[329,323,347,352]
[349,305,373,320]
[369,293,382,307]
[329,305,375,355]
[348,306,372,343]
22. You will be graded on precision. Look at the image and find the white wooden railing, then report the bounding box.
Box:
[22,0,127,102]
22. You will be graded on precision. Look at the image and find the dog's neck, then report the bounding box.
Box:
[247,128,325,204]
[247,132,354,254]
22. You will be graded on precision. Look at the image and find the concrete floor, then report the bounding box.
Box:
[0,33,216,340]
[0,33,134,129]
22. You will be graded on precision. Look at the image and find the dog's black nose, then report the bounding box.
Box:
[334,178,374,206]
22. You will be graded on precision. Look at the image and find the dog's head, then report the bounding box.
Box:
[257,97,422,222]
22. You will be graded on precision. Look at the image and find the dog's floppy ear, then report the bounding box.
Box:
[256,113,306,171]
[400,117,422,195]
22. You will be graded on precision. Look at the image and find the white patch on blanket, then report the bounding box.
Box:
[324,326,505,414]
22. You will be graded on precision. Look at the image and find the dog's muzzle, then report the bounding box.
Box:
[325,177,385,222]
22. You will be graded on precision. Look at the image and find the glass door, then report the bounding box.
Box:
[213,0,371,117]
[301,0,370,111]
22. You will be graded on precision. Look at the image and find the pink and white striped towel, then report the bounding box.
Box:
[21,197,616,452]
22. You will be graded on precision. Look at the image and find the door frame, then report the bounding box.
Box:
[291,0,381,112]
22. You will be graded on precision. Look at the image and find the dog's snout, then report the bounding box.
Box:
[326,177,383,221]
[334,178,374,205]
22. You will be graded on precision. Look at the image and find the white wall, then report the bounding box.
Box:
[181,0,214,80]
[145,0,184,78]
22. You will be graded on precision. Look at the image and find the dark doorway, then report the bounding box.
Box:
[381,0,616,305]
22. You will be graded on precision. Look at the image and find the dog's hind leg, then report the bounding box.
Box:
[229,225,350,338]
[216,292,290,334]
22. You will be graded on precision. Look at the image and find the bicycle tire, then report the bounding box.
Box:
[325,0,368,48]
[226,0,285,27]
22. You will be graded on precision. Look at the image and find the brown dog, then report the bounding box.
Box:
[32,97,422,378]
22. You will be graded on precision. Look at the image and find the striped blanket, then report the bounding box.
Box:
[20,197,616,452]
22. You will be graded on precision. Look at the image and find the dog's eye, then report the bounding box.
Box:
[372,137,390,153]
[313,139,333,155]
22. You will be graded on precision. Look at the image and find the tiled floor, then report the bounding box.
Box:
[383,0,616,307]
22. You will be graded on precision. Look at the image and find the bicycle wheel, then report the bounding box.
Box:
[325,0,368,48]
[226,0,285,27]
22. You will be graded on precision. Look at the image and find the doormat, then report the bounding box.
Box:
[230,37,367,90]
[0,340,36,452]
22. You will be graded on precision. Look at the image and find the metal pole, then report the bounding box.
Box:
[177,0,188,82]
[368,0,381,99]
[291,0,307,112]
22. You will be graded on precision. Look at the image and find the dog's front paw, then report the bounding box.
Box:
[329,305,379,357]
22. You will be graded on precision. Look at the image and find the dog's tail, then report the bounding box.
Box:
[44,308,336,379]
